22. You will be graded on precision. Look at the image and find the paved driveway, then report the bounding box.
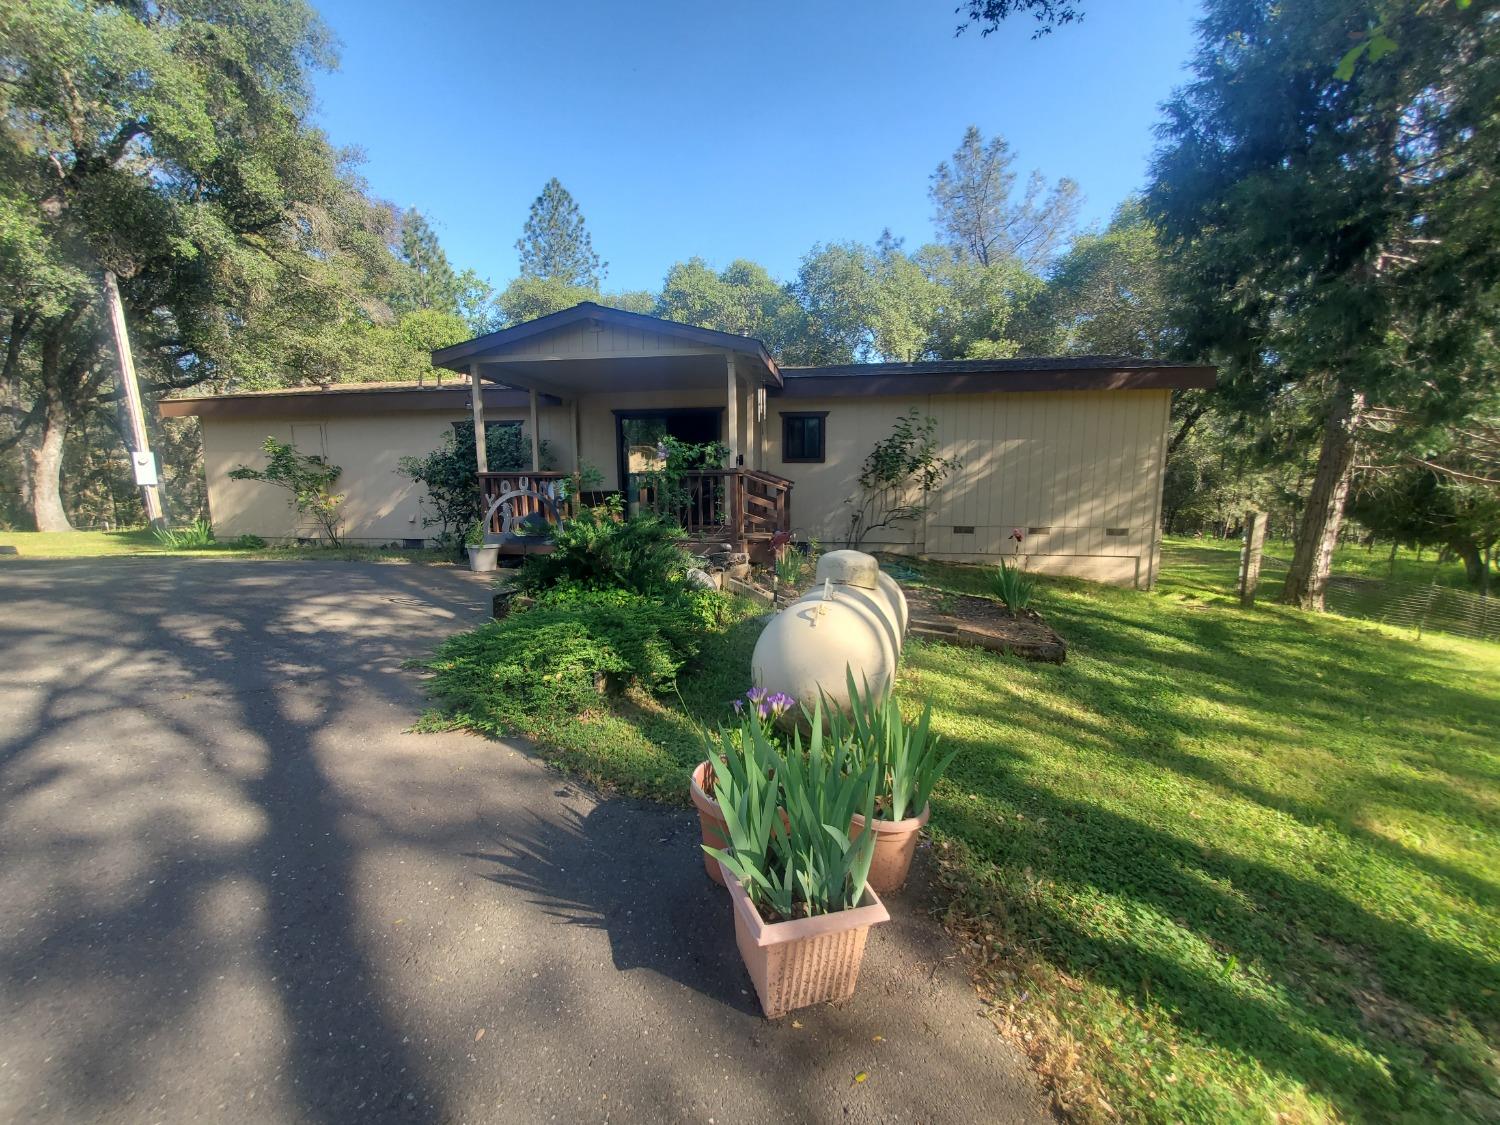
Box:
[0,558,1047,1124]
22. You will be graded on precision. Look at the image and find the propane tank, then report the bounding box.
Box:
[751,550,906,713]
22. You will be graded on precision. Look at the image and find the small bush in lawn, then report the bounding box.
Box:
[515,503,692,597]
[424,588,725,735]
[232,533,267,550]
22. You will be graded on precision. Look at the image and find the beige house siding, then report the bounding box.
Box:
[197,383,1171,589]
[202,406,570,543]
[492,318,711,359]
[765,389,1171,588]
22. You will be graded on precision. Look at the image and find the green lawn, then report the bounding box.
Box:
[1164,532,1477,590]
[0,528,448,563]
[458,546,1500,1122]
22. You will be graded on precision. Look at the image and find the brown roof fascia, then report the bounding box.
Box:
[159,386,543,419]
[774,366,1216,398]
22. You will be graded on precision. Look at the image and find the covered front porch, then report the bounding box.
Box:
[430,303,793,555]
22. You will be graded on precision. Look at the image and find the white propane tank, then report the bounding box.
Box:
[815,551,908,647]
[751,550,907,713]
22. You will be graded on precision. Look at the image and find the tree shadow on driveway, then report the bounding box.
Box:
[466,795,759,1016]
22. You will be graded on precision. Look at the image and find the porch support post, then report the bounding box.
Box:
[724,354,739,467]
[528,387,541,471]
[469,363,487,475]
[745,379,757,472]
[570,397,580,473]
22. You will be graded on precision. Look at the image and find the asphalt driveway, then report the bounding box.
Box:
[0,558,1047,1124]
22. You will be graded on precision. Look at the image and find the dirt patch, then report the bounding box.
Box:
[902,586,1067,663]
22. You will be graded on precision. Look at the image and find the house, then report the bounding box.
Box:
[160,303,1214,588]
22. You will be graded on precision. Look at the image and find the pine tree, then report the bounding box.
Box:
[515,179,605,289]
[393,210,462,316]
[1149,0,1500,610]
[929,126,1079,270]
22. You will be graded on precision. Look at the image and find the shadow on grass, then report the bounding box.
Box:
[899,562,1500,1120]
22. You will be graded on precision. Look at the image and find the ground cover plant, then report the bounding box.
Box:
[423,586,730,734]
[446,539,1500,1122]
[895,548,1500,1122]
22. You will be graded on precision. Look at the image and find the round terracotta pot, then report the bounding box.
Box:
[689,761,728,885]
[849,803,931,895]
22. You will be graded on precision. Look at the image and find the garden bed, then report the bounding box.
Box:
[902,586,1067,663]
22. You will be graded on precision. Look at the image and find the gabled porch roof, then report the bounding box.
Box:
[430,302,781,395]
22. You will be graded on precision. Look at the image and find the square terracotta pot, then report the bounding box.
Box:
[720,861,890,1019]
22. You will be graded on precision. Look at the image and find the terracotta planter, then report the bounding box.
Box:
[721,861,890,1019]
[689,761,728,885]
[849,803,930,895]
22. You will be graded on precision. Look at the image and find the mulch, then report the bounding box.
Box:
[902,586,1067,663]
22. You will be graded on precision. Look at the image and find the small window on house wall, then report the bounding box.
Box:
[781,412,827,463]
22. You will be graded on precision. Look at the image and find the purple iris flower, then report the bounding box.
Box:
[740,687,795,721]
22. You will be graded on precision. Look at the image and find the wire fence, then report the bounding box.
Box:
[1249,551,1500,642]
[1322,575,1500,643]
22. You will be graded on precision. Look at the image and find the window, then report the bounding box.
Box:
[781,412,827,463]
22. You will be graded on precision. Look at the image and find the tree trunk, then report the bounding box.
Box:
[27,393,72,531]
[1280,383,1365,611]
[1451,540,1484,588]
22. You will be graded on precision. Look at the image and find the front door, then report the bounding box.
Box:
[615,409,722,512]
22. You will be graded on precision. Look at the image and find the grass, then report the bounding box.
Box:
[0,528,448,563]
[1165,533,1477,590]
[436,549,1500,1122]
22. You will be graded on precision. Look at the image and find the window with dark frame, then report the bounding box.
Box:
[781,412,827,463]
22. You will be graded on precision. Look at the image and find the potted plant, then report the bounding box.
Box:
[705,699,888,1019]
[831,670,957,895]
[689,688,795,885]
[465,518,498,573]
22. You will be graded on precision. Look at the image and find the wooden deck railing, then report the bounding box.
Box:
[481,468,792,546]
[630,468,793,542]
[479,471,573,537]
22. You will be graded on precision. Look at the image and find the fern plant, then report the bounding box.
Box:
[515,503,692,596]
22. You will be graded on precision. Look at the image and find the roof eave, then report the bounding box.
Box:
[774,365,1216,397]
[431,302,782,386]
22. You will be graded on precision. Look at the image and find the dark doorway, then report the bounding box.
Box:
[614,408,722,509]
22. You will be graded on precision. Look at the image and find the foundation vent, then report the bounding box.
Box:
[952,525,975,535]
[1106,528,1130,537]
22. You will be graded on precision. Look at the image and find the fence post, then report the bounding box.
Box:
[1238,510,1267,607]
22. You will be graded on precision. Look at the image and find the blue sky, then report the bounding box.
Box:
[310,0,1201,295]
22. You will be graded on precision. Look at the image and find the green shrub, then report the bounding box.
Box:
[232,533,267,550]
[424,588,726,735]
[397,421,553,558]
[515,503,692,596]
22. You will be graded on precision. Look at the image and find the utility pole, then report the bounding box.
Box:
[103,270,166,530]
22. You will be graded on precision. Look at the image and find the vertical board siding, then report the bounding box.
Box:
[769,389,1170,585]
[497,321,704,359]
[913,389,1170,587]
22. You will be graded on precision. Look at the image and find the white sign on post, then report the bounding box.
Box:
[131,451,158,487]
